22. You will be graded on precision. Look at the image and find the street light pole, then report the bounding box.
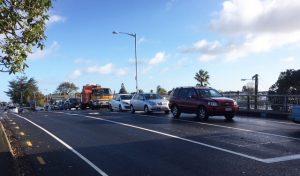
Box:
[113,31,138,93]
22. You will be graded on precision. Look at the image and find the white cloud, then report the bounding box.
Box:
[74,58,93,64]
[198,55,217,62]
[183,0,300,62]
[148,52,168,65]
[46,15,66,26]
[115,68,128,77]
[69,63,128,79]
[210,0,300,35]
[28,41,59,60]
[138,37,146,44]
[86,63,113,75]
[70,69,82,79]
[281,56,295,63]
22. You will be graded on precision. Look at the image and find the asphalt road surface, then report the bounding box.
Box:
[2,109,300,176]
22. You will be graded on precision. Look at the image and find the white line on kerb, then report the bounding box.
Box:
[13,114,108,176]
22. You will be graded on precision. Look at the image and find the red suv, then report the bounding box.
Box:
[168,86,239,120]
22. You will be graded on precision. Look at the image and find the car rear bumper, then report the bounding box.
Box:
[150,105,170,112]
[207,106,239,115]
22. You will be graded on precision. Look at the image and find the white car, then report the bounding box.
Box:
[110,94,132,111]
[130,93,170,114]
[7,106,18,113]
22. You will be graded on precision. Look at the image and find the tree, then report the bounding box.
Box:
[269,69,300,95]
[194,69,210,86]
[119,83,128,94]
[55,82,78,95]
[5,76,43,106]
[0,0,52,74]
[156,85,167,95]
[268,69,300,111]
[242,82,255,94]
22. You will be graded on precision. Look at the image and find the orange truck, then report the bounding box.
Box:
[81,84,113,109]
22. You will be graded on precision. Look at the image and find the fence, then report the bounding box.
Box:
[223,94,300,113]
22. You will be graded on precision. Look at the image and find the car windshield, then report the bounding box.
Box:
[70,98,79,103]
[196,89,222,98]
[144,94,162,100]
[120,95,132,100]
[94,88,112,96]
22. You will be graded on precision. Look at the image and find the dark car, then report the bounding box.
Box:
[64,98,81,110]
[168,86,239,120]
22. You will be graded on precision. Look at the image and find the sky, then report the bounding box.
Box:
[1,0,300,101]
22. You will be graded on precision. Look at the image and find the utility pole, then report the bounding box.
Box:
[252,74,259,110]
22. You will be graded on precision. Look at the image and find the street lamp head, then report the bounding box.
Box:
[112,31,118,35]
[241,79,247,81]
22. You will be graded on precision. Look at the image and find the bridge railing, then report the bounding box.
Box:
[223,94,300,113]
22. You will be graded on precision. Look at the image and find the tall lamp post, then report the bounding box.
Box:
[241,74,259,109]
[112,31,138,93]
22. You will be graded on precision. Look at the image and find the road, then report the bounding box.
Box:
[1,109,300,176]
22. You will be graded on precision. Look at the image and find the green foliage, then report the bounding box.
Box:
[156,85,167,95]
[119,83,128,94]
[269,69,300,95]
[55,82,79,95]
[268,69,300,111]
[0,0,52,74]
[242,84,255,94]
[5,76,43,105]
[194,69,210,86]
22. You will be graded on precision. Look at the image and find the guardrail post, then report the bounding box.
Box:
[247,96,250,110]
[284,96,287,112]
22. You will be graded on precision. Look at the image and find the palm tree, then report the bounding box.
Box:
[194,69,210,86]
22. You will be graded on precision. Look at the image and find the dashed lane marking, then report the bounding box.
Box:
[37,156,46,165]
[26,141,33,147]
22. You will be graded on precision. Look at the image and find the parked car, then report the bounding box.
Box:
[64,98,81,110]
[168,86,239,120]
[110,94,132,111]
[130,93,170,114]
[57,101,65,110]
[7,106,18,113]
[35,106,45,111]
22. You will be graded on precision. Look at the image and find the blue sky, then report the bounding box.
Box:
[1,0,300,101]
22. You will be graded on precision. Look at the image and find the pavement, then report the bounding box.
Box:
[2,109,300,176]
[0,115,14,176]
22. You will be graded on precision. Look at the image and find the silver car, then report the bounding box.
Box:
[130,93,170,114]
[110,94,132,111]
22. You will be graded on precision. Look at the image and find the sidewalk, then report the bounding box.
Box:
[0,121,14,176]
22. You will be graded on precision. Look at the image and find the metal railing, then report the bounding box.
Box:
[223,94,300,113]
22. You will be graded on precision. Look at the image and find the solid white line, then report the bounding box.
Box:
[263,154,300,163]
[62,112,267,163]
[137,113,300,142]
[13,114,108,176]
[59,112,300,163]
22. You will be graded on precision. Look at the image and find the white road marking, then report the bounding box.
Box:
[37,156,46,165]
[13,114,109,176]
[88,113,100,115]
[138,114,300,142]
[60,112,268,163]
[58,112,300,163]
